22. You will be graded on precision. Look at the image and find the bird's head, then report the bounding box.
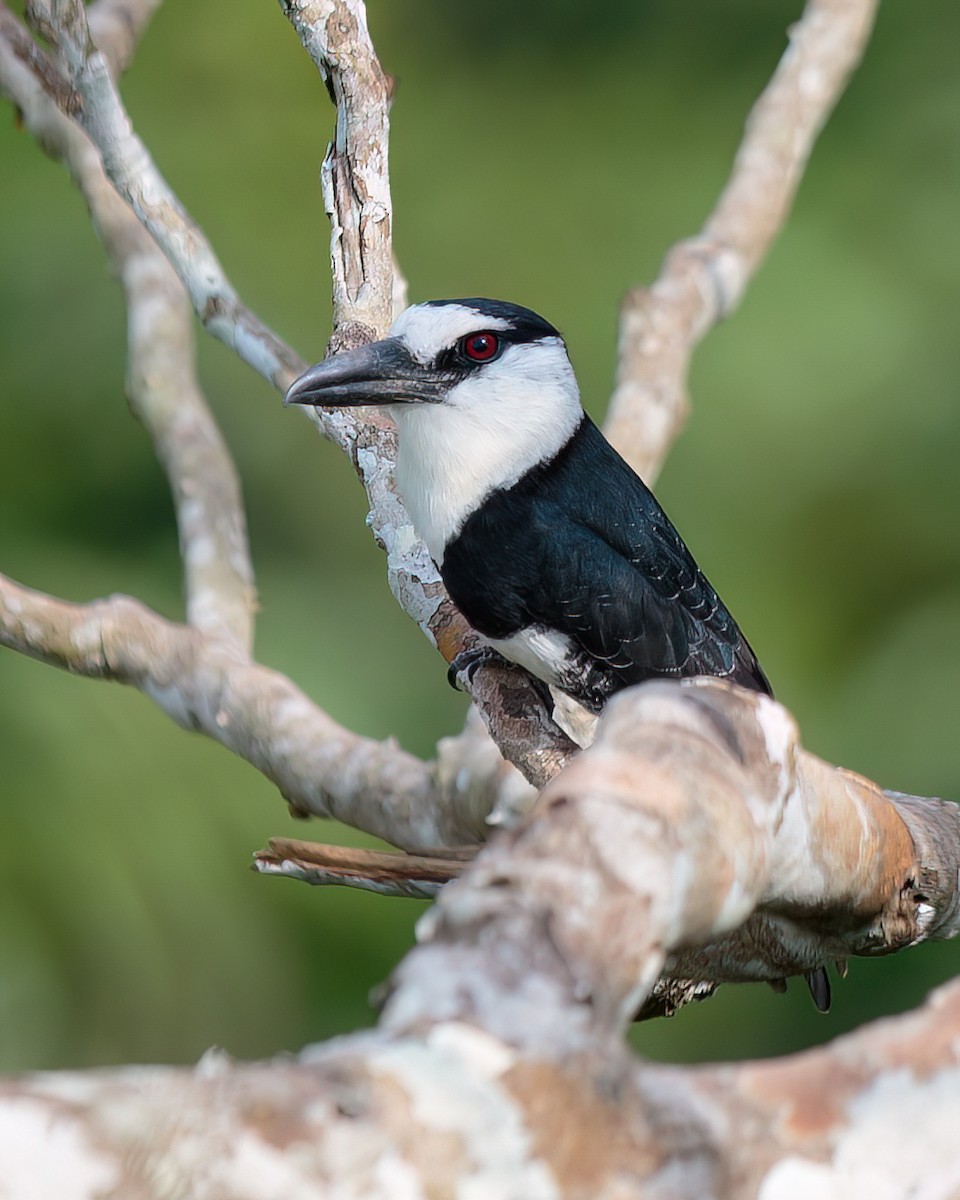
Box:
[285,299,586,558]
[284,298,581,428]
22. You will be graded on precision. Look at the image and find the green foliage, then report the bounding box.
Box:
[1,0,958,1069]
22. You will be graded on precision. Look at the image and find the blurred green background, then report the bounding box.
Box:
[2,0,959,1072]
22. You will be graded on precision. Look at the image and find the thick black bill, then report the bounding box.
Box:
[283,337,446,408]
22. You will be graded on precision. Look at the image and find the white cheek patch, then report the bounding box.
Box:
[392,340,583,561]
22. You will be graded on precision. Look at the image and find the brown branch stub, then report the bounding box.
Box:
[604,0,881,482]
[253,837,472,897]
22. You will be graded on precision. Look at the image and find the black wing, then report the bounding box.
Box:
[442,416,771,710]
[532,499,770,708]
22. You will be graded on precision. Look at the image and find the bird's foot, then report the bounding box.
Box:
[447,646,558,724]
[446,645,507,692]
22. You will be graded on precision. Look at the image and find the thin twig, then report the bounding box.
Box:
[603,0,880,482]
[253,837,471,899]
[24,0,304,391]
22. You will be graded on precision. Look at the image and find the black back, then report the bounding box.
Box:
[441,416,771,712]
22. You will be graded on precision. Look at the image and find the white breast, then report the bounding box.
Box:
[391,339,583,562]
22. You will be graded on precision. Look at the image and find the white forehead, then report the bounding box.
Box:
[388,303,513,363]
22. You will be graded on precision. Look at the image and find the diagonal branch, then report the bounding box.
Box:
[0,573,494,849]
[604,0,880,483]
[23,0,304,391]
[256,675,960,1019]
[1,7,254,652]
[385,679,960,1030]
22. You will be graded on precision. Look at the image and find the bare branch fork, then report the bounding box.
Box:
[4,0,960,1192]
[1,0,573,808]
[0,0,547,843]
[2,0,955,971]
[3,0,955,996]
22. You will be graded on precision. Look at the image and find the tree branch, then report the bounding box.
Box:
[603,0,880,482]
[257,678,958,1026]
[3,0,579,794]
[21,0,304,389]
[0,7,256,651]
[0,573,498,849]
[278,0,395,340]
[2,680,958,1195]
[86,0,162,74]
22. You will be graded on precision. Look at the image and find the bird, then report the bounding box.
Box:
[284,297,771,710]
[285,296,833,1013]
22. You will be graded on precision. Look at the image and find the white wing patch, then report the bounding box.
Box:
[487,626,576,687]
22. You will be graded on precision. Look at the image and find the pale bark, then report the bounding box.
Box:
[0,0,539,838]
[4,985,960,1200]
[2,3,959,1194]
[1,680,958,1198]
[604,0,880,484]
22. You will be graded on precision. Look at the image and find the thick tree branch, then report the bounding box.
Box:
[1,679,957,1195]
[604,0,880,482]
[3,982,959,1198]
[257,678,958,1024]
[4,982,958,1198]
[382,681,960,1027]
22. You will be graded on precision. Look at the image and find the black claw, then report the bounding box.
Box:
[445,648,555,717]
[805,967,831,1013]
[446,646,501,691]
[524,673,556,714]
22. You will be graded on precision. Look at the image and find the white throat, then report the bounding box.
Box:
[391,340,583,563]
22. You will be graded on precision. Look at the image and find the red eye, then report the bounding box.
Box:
[461,331,501,362]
